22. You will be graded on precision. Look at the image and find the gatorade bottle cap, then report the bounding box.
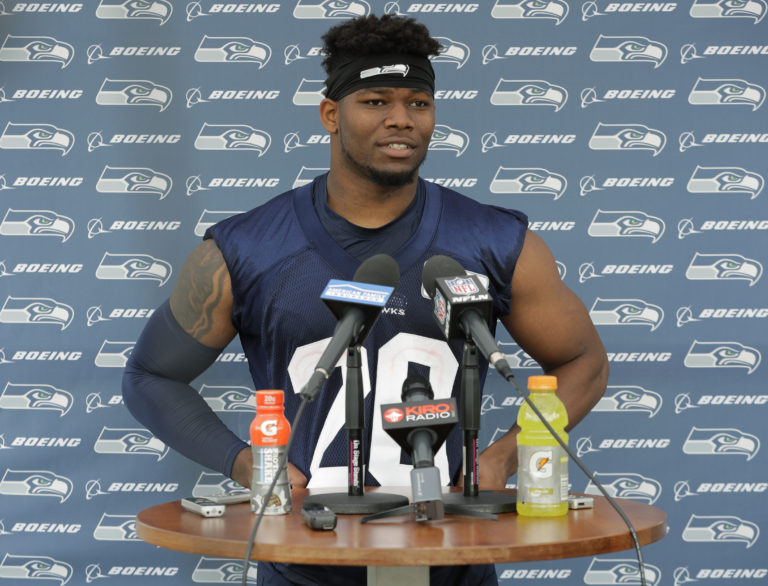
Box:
[528,375,557,390]
[255,389,284,407]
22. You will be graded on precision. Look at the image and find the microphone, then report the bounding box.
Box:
[300,254,400,401]
[381,374,459,520]
[421,255,513,379]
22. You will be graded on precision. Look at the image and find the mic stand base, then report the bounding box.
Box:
[442,490,517,514]
[303,492,409,515]
[360,502,498,523]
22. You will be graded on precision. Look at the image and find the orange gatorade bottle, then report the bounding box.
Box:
[516,375,569,517]
[250,390,292,515]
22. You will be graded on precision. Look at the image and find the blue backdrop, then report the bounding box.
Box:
[1,1,766,584]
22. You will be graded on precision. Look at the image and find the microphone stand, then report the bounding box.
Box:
[361,367,501,524]
[302,345,409,514]
[442,340,517,513]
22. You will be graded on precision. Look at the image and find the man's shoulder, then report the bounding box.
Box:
[203,187,310,267]
[425,179,528,226]
[218,188,297,230]
[203,188,306,247]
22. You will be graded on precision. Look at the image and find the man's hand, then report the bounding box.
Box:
[456,427,519,490]
[231,446,308,490]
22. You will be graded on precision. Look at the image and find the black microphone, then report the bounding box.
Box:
[381,374,459,520]
[421,255,513,379]
[300,254,400,401]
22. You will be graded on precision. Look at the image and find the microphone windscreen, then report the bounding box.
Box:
[421,255,466,299]
[401,373,434,402]
[354,253,400,288]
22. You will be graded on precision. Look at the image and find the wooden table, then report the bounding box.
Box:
[136,487,666,585]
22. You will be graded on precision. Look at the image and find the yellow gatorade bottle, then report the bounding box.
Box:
[516,375,569,517]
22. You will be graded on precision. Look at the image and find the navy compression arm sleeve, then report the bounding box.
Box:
[122,299,249,478]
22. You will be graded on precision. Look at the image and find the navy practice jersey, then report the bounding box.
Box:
[205,176,527,489]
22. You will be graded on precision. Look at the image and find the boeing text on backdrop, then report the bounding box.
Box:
[121,14,609,586]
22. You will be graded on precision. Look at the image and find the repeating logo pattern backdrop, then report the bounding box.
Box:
[1,1,766,584]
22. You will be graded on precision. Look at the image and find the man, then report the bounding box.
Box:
[123,14,608,585]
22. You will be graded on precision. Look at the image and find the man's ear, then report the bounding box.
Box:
[319,98,339,134]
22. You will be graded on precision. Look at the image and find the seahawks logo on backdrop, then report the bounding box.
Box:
[0,35,74,68]
[94,340,134,368]
[688,77,766,110]
[432,37,470,69]
[95,78,172,111]
[590,35,667,68]
[490,167,567,199]
[490,79,568,111]
[588,123,666,156]
[684,340,760,373]
[0,209,75,242]
[292,0,370,19]
[588,210,665,243]
[294,166,328,188]
[193,557,258,583]
[686,165,764,199]
[293,78,325,106]
[0,554,73,585]
[96,165,173,199]
[593,385,662,418]
[0,296,74,330]
[194,36,271,67]
[95,252,172,286]
[194,210,243,238]
[0,122,74,156]
[192,472,248,498]
[194,123,271,155]
[94,427,168,460]
[491,0,569,24]
[497,342,540,369]
[683,426,760,460]
[685,253,762,286]
[584,557,661,586]
[690,0,767,23]
[584,472,662,504]
[0,469,73,502]
[200,385,255,412]
[682,514,759,548]
[0,383,73,416]
[589,298,664,331]
[93,513,139,541]
[429,124,469,157]
[95,0,172,25]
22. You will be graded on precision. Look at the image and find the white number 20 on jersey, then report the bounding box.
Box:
[287,333,459,488]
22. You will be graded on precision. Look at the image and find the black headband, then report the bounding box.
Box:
[324,53,435,102]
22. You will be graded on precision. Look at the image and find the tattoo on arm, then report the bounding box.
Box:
[170,240,234,345]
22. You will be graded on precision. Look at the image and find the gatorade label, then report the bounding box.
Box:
[251,444,292,514]
[518,445,568,504]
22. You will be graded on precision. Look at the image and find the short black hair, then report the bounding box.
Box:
[321,14,442,74]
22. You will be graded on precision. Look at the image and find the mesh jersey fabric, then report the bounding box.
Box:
[205,176,527,585]
[204,176,527,487]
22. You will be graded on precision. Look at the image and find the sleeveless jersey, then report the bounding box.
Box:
[205,177,527,488]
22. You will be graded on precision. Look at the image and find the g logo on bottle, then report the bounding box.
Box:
[260,419,278,436]
[531,450,553,478]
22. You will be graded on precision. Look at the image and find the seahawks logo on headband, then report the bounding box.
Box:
[360,64,409,79]
[325,54,434,101]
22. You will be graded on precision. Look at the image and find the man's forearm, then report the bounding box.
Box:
[121,299,249,480]
[478,350,608,486]
[545,349,609,432]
